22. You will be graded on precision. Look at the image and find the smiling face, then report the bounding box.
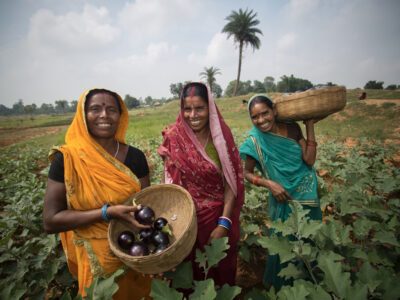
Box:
[250,102,277,132]
[85,93,121,140]
[183,96,209,133]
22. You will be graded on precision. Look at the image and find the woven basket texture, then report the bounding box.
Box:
[108,184,197,274]
[275,86,346,121]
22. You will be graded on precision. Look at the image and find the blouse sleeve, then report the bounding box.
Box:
[48,151,65,182]
[124,146,150,179]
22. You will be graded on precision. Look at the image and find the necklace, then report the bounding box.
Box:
[113,140,120,158]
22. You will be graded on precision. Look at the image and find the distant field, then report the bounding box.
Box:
[0,88,399,148]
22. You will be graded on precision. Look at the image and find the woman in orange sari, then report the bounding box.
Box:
[43,88,152,299]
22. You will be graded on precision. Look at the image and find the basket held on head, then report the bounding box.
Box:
[275,86,347,121]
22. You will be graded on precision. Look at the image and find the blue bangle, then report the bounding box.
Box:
[102,203,112,221]
[217,218,231,230]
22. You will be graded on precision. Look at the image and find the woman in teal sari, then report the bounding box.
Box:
[239,94,322,291]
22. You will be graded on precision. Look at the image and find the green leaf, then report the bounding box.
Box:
[357,262,381,294]
[316,219,353,247]
[238,245,251,263]
[189,279,217,300]
[215,283,241,300]
[200,237,230,270]
[150,279,183,300]
[367,248,394,266]
[352,216,375,240]
[242,223,260,234]
[83,269,124,300]
[258,235,296,263]
[307,285,331,300]
[165,261,193,289]
[317,251,349,298]
[299,220,324,239]
[278,263,304,280]
[351,249,368,260]
[345,282,368,300]
[195,248,207,273]
[277,280,310,300]
[0,281,27,300]
[268,218,292,237]
[378,177,398,194]
[372,231,400,247]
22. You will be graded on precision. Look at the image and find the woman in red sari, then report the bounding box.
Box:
[157,82,244,286]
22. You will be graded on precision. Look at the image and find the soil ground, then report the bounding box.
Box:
[0,125,68,147]
[361,99,400,106]
[236,255,267,298]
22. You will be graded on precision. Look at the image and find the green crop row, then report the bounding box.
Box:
[0,133,399,299]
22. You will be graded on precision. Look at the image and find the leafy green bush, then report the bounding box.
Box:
[1,134,399,299]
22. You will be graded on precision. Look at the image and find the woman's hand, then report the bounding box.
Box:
[268,180,292,203]
[108,205,150,229]
[207,226,228,245]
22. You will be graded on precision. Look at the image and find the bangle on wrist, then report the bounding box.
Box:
[219,216,232,225]
[253,176,261,186]
[307,140,318,147]
[101,203,113,221]
[217,218,231,231]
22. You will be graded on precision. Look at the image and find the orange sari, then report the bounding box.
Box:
[49,88,151,299]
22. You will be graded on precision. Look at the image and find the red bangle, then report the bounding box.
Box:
[253,176,261,186]
[307,140,318,147]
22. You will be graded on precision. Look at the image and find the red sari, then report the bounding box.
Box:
[157,82,244,286]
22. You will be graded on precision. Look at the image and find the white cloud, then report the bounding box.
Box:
[28,5,119,54]
[188,33,234,66]
[118,0,201,40]
[283,0,319,19]
[93,42,176,74]
[277,33,298,52]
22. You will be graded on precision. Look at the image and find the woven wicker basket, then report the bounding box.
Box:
[108,184,197,274]
[275,86,346,121]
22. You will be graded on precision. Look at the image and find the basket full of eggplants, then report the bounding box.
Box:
[108,184,197,274]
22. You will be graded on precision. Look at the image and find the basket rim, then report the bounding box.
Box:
[276,86,346,103]
[108,183,195,261]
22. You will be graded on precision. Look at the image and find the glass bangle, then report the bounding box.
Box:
[102,203,112,221]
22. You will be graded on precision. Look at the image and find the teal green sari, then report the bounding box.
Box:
[239,95,322,290]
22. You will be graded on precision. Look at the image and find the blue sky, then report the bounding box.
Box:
[0,0,399,107]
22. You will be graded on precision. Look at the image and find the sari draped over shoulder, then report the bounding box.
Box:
[239,94,321,291]
[157,82,244,286]
[49,88,151,299]
[239,127,319,221]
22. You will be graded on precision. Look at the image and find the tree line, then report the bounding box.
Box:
[2,76,398,117]
[0,94,170,117]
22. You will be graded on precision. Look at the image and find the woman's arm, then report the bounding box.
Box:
[243,156,292,202]
[139,175,151,189]
[207,177,236,244]
[299,119,317,166]
[43,179,149,234]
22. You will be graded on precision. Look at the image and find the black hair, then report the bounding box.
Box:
[85,89,122,114]
[249,95,273,111]
[182,83,209,103]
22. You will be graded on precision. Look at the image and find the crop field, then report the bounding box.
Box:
[0,89,399,299]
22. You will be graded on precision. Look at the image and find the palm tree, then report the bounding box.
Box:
[222,8,262,96]
[199,66,221,94]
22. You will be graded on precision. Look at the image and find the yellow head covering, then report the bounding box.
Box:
[52,88,150,298]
